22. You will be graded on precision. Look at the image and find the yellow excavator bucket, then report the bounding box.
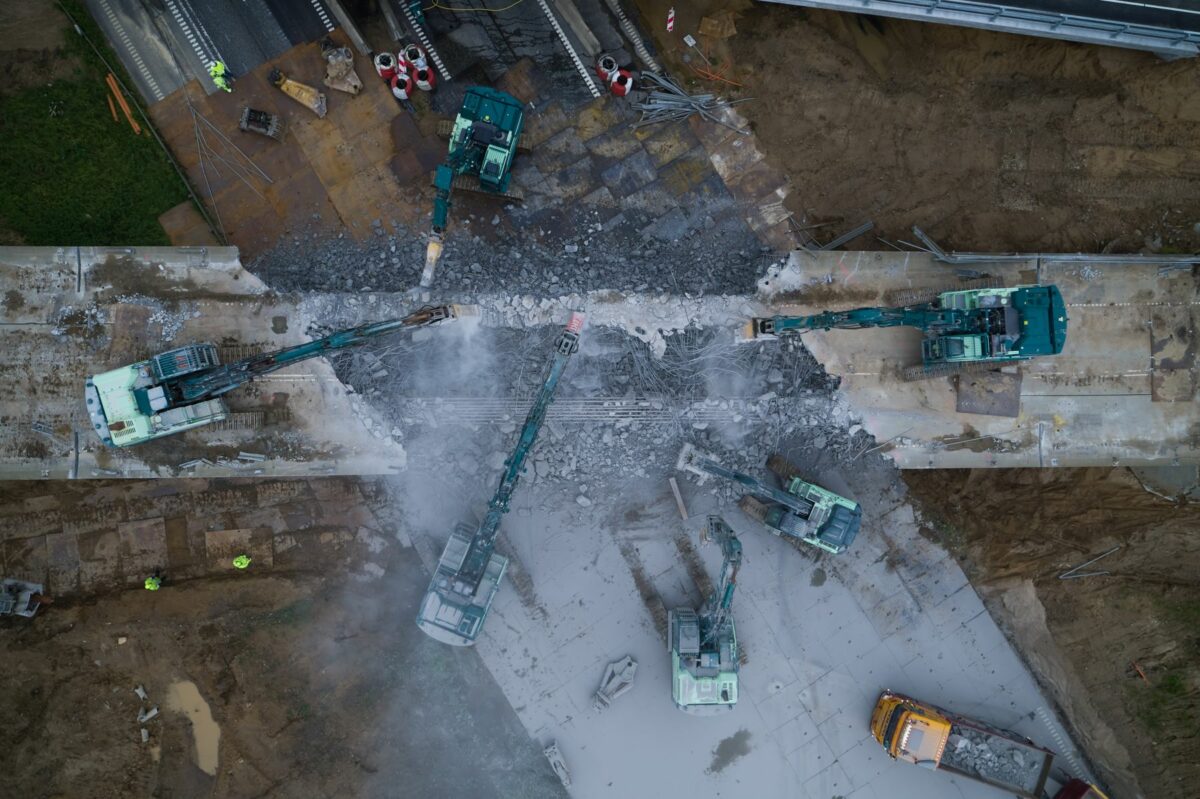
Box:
[269,68,327,118]
[421,237,444,287]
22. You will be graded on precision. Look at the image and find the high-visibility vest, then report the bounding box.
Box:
[144,577,161,591]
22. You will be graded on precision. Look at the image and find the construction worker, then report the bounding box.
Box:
[208,61,233,93]
[144,570,162,591]
[232,554,251,570]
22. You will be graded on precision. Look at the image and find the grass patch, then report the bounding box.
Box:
[0,0,188,244]
[1127,668,1196,734]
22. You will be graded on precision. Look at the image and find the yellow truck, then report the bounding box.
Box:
[870,690,1056,799]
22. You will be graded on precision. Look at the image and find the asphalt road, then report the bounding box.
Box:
[998,0,1200,32]
[86,0,336,103]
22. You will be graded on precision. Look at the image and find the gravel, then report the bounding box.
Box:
[248,204,771,298]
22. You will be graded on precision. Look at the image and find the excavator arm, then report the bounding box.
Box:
[172,304,471,406]
[677,444,816,518]
[743,305,963,341]
[700,516,742,646]
[456,313,585,586]
[417,313,585,646]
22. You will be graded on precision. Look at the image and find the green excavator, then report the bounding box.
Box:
[416,313,584,646]
[421,87,525,287]
[677,444,862,555]
[744,284,1067,380]
[84,305,473,447]
[669,515,742,714]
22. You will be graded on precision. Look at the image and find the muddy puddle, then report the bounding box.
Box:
[165,680,221,776]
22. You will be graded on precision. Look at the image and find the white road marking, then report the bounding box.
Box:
[97,0,163,101]
[311,0,335,32]
[536,0,601,97]
[167,0,224,72]
[400,2,452,81]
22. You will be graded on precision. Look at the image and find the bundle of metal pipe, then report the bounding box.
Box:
[631,73,750,133]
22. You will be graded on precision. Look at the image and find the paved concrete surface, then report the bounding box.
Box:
[402,453,1094,799]
[0,247,407,479]
[759,251,1200,468]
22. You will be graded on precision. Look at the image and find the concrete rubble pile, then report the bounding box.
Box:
[942,728,1043,792]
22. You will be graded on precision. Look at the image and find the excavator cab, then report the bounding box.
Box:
[923,334,986,364]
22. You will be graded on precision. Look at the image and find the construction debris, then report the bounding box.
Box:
[134,685,148,702]
[593,655,638,710]
[137,706,159,723]
[321,37,362,95]
[668,476,689,520]
[631,73,750,133]
[1058,545,1121,580]
[543,741,571,787]
[238,108,285,141]
[0,578,44,617]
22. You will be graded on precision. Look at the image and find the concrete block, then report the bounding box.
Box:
[836,741,889,792]
[818,708,871,759]
[600,150,658,196]
[532,128,588,174]
[802,761,854,797]
[785,735,836,784]
[641,122,702,168]
[583,127,643,163]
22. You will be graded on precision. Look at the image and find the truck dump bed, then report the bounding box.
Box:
[940,720,1054,798]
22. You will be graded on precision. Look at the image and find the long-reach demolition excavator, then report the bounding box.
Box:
[677,444,861,555]
[416,313,585,646]
[744,284,1067,380]
[85,305,472,447]
[669,516,742,714]
[421,87,525,287]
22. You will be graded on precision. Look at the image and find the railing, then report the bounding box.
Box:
[762,0,1200,58]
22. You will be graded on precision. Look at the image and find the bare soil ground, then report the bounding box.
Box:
[637,0,1200,254]
[906,467,1200,798]
[0,478,565,799]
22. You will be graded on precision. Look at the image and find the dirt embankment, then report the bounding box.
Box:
[637,1,1200,254]
[906,467,1200,799]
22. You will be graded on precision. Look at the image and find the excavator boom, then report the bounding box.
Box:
[742,285,1067,376]
[700,516,742,647]
[86,305,473,447]
[174,305,469,405]
[417,313,585,646]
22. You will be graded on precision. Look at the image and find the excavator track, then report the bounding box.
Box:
[431,172,525,202]
[766,453,802,483]
[885,276,1006,307]
[902,360,1001,382]
[737,496,770,524]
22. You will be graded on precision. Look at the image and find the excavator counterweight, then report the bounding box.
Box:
[85,305,474,447]
[416,313,585,646]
